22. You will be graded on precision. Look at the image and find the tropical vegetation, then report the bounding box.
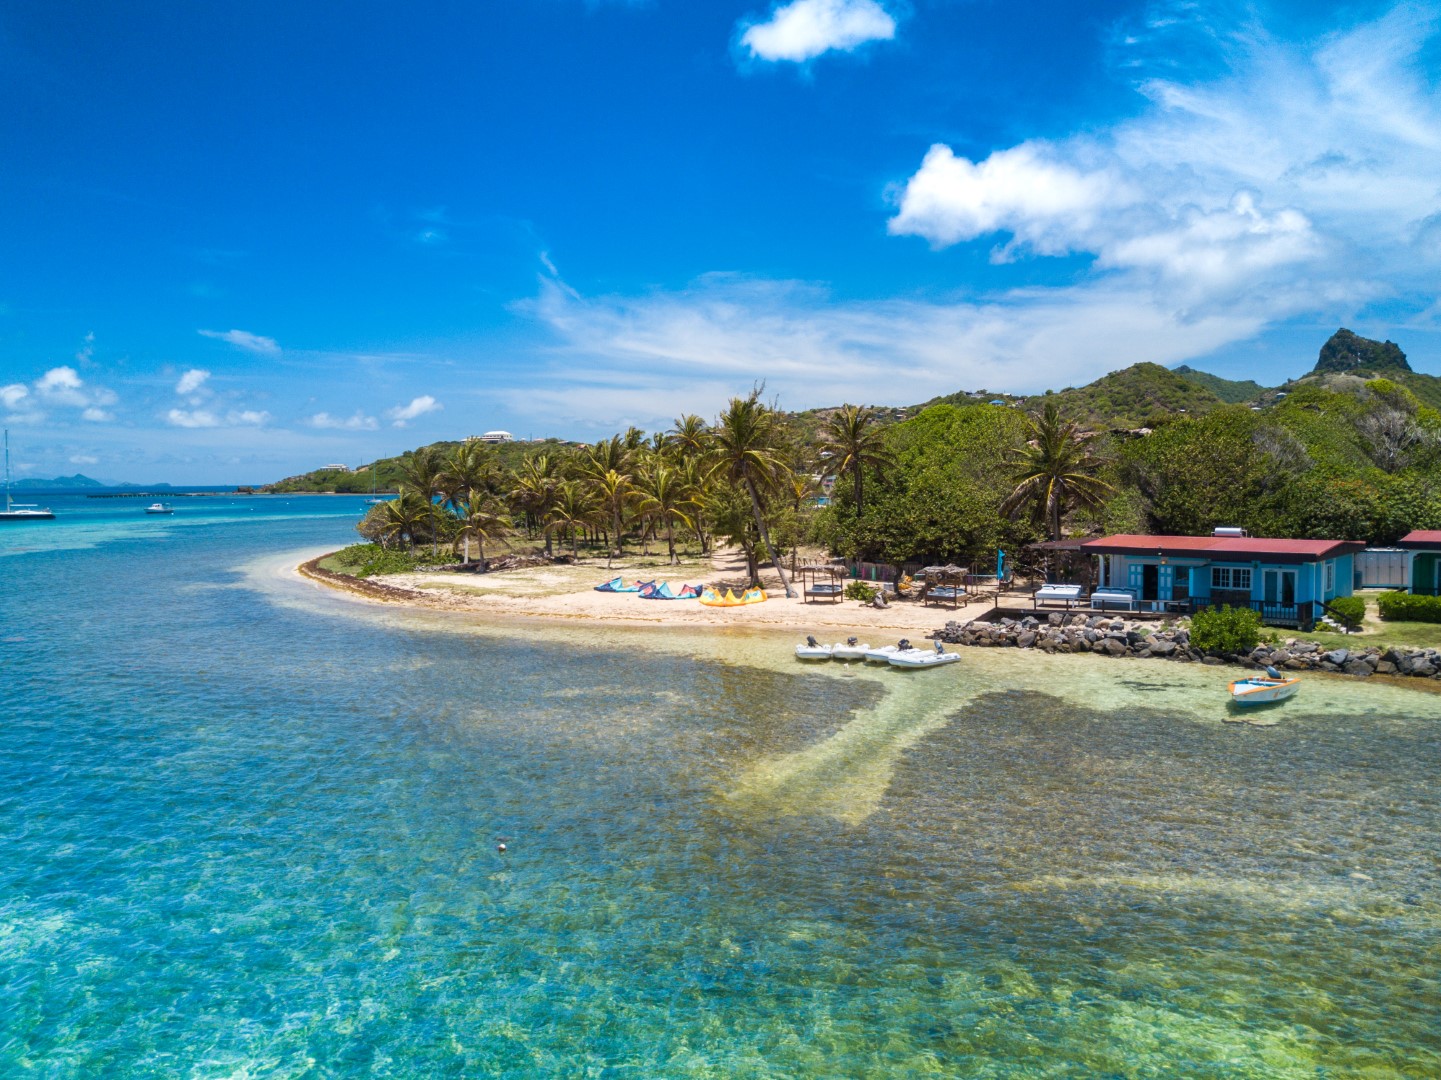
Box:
[281,329,1441,585]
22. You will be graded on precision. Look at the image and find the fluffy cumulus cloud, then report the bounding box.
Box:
[26,365,118,421]
[1,383,28,409]
[740,0,895,62]
[175,368,211,396]
[386,396,441,427]
[309,410,379,431]
[889,144,1130,255]
[197,328,281,356]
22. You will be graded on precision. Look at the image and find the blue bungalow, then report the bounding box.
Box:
[1080,531,1364,628]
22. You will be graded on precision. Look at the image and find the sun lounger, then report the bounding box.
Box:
[1033,583,1085,609]
[1088,587,1137,611]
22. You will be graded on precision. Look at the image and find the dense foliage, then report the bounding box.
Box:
[1326,595,1366,628]
[1172,366,1268,404]
[330,543,439,577]
[278,329,1441,577]
[1376,591,1441,623]
[1189,606,1265,654]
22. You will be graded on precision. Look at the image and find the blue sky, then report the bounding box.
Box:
[3,0,1440,482]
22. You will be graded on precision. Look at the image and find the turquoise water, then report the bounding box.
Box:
[3,495,1440,1077]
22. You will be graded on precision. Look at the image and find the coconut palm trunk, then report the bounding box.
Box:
[745,478,790,595]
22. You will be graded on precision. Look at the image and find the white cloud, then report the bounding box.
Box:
[167,408,219,429]
[515,273,1265,427]
[31,366,119,415]
[165,407,269,429]
[1,383,27,408]
[887,3,1441,316]
[386,395,441,427]
[176,368,211,396]
[310,410,379,431]
[227,410,270,426]
[75,331,94,365]
[70,455,99,466]
[740,0,895,63]
[81,407,113,422]
[889,143,1130,255]
[198,328,281,356]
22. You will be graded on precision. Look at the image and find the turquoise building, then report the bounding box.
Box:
[1081,532,1364,628]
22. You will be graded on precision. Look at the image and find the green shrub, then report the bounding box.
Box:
[1377,590,1441,623]
[1326,595,1366,627]
[844,580,878,602]
[1189,605,1264,654]
[330,543,430,578]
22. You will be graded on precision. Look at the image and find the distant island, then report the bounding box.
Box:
[9,474,175,491]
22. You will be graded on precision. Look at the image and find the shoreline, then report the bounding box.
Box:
[295,553,1441,695]
[296,553,952,637]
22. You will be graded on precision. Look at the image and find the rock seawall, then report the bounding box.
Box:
[930,612,1441,680]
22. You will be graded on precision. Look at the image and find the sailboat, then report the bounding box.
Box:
[1,429,55,521]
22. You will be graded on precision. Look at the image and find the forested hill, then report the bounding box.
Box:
[1172,366,1269,404]
[1014,363,1230,427]
[265,438,570,493]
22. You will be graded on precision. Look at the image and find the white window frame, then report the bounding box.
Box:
[1325,560,1335,593]
[1211,566,1252,591]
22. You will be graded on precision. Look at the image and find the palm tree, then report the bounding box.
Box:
[510,454,561,555]
[634,462,696,565]
[820,404,894,518]
[454,497,511,567]
[376,491,432,550]
[1000,402,1114,541]
[586,434,633,478]
[713,390,794,596]
[544,480,600,560]
[591,468,635,569]
[666,414,710,462]
[397,446,446,556]
[440,442,498,512]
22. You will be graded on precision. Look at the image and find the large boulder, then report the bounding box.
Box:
[1149,640,1177,657]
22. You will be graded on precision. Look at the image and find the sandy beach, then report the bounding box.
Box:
[296,547,976,639]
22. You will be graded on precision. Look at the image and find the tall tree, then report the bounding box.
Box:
[634,462,696,565]
[454,497,511,566]
[820,403,894,517]
[397,446,446,555]
[1000,402,1113,541]
[544,480,600,560]
[666,414,710,462]
[713,390,795,596]
[591,468,635,569]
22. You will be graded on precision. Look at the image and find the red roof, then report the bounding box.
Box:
[1081,534,1365,563]
[1400,530,1441,550]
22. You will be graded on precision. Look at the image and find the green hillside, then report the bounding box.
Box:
[1017,363,1226,427]
[1173,365,1268,404]
[265,438,573,493]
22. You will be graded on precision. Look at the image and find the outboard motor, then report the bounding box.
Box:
[935,640,945,653]
[1265,665,1282,680]
[897,639,911,651]
[846,636,858,646]
[806,635,819,648]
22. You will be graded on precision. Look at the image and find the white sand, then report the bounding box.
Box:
[300,547,982,639]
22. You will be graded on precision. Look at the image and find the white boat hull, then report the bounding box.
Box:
[1229,677,1300,705]
[862,646,900,663]
[795,646,834,660]
[888,650,961,669]
[830,643,870,661]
